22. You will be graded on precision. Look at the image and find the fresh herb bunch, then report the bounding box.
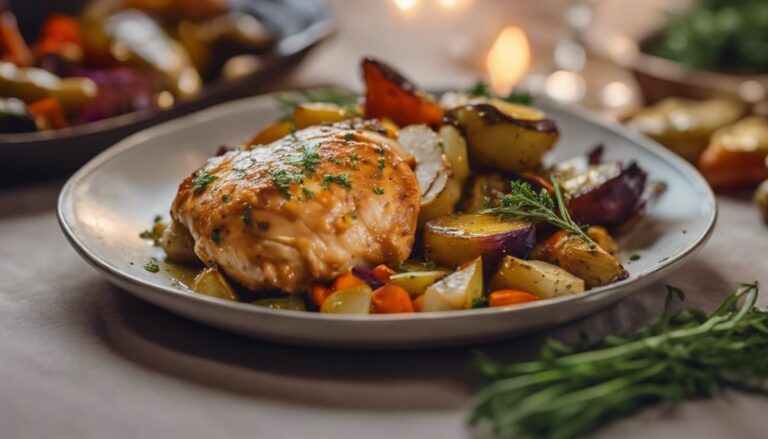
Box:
[469,283,768,439]
[479,177,591,242]
[274,88,361,121]
[466,81,534,105]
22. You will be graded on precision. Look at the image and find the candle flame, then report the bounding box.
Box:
[486,26,531,96]
[392,0,419,13]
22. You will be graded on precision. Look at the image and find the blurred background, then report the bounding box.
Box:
[2,0,768,207]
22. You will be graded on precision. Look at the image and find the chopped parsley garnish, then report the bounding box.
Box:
[211,228,221,244]
[143,257,160,273]
[350,210,357,219]
[242,205,252,225]
[139,215,165,247]
[222,194,230,203]
[343,132,355,141]
[192,169,218,194]
[374,146,386,155]
[472,297,489,308]
[289,125,298,139]
[271,169,304,197]
[630,254,641,261]
[287,145,320,175]
[377,157,386,171]
[303,187,314,200]
[322,173,351,190]
[374,187,384,195]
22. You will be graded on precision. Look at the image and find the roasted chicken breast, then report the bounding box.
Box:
[169,123,420,293]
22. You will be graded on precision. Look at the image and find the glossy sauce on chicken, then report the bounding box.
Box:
[170,124,420,293]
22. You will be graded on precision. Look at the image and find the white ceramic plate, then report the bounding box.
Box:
[58,94,716,349]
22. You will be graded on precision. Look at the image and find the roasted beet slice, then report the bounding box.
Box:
[566,162,647,226]
[362,57,443,126]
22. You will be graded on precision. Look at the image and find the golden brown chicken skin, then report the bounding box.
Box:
[170,123,420,293]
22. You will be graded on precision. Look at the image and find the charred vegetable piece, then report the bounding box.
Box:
[0,97,38,133]
[74,67,160,123]
[424,213,535,268]
[563,162,647,227]
[192,267,239,301]
[253,296,307,311]
[34,14,82,63]
[389,270,449,297]
[89,10,202,98]
[699,117,768,190]
[320,284,373,314]
[532,231,628,288]
[422,257,483,311]
[294,102,354,129]
[490,256,585,299]
[0,62,97,111]
[362,57,443,126]
[397,124,452,206]
[445,103,558,172]
[462,173,511,212]
[755,180,768,223]
[626,98,743,162]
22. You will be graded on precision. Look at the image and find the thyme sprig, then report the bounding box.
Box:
[469,283,768,439]
[479,176,591,242]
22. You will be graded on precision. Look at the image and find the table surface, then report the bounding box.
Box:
[3,1,768,438]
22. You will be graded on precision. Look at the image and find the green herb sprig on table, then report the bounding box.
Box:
[274,88,361,121]
[479,177,591,242]
[469,282,768,439]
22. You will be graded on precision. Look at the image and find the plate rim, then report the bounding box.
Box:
[57,92,718,323]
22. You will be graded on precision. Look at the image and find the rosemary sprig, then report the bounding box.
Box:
[274,88,361,121]
[469,283,768,439]
[479,177,591,242]
[466,81,534,105]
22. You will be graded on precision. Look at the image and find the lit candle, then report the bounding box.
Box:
[486,26,531,96]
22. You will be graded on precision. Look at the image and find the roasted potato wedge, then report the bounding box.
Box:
[247,121,293,146]
[362,57,443,126]
[321,284,373,314]
[192,267,239,301]
[293,102,354,129]
[439,125,470,185]
[445,103,558,172]
[490,256,585,299]
[532,231,628,288]
[389,270,450,297]
[422,257,483,311]
[626,97,743,162]
[424,213,535,268]
[587,226,619,255]
[418,178,462,227]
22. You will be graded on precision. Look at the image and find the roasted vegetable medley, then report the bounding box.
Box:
[143,57,661,315]
[0,0,273,133]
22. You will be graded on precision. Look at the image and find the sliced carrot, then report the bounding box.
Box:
[332,272,366,291]
[412,294,425,312]
[28,98,68,129]
[530,230,568,263]
[310,284,333,307]
[372,264,396,283]
[489,290,539,307]
[372,284,414,313]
